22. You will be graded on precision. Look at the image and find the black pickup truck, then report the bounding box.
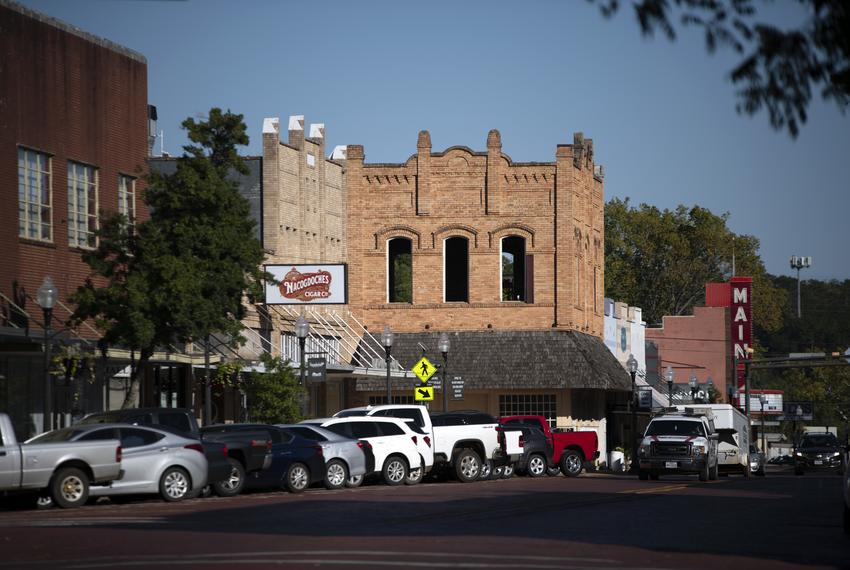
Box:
[76,408,272,497]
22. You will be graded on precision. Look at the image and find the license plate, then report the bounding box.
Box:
[814,460,823,465]
[665,461,677,469]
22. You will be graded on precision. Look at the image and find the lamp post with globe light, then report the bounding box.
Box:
[295,315,310,417]
[438,333,450,412]
[665,366,674,407]
[381,326,394,404]
[627,354,639,474]
[36,277,58,432]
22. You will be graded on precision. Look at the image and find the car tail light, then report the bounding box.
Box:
[313,444,324,457]
[411,435,418,445]
[184,443,204,454]
[519,435,525,448]
[423,435,431,448]
[116,446,122,463]
[358,440,372,452]
[222,444,228,456]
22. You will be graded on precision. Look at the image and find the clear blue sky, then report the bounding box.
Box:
[19,0,850,281]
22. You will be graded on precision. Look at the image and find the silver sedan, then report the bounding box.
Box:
[277,424,368,489]
[29,423,208,502]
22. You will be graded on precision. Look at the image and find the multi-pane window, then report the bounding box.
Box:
[444,236,469,302]
[118,174,136,229]
[501,236,526,301]
[17,148,52,242]
[499,394,557,428]
[387,238,412,303]
[280,333,341,365]
[67,162,98,248]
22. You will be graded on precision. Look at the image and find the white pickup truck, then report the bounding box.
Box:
[0,413,123,508]
[335,405,524,482]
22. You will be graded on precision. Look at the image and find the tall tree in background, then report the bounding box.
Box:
[592,0,849,137]
[72,108,267,408]
[604,198,785,334]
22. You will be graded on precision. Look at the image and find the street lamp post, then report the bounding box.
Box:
[758,393,767,453]
[627,353,638,474]
[438,333,450,412]
[381,326,394,404]
[295,315,310,417]
[665,366,674,407]
[706,377,714,402]
[37,276,58,433]
[789,256,811,318]
[689,374,698,403]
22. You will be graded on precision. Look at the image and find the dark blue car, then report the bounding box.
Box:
[203,424,326,493]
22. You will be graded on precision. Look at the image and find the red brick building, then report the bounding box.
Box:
[0,1,151,434]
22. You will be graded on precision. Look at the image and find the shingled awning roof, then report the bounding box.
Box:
[354,330,631,392]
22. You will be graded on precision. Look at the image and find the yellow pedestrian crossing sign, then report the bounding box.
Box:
[412,357,437,383]
[414,386,434,401]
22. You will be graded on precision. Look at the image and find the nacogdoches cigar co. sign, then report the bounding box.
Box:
[265,264,347,305]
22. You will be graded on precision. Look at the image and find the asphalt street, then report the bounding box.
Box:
[0,465,847,569]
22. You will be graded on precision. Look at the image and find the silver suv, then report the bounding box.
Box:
[637,409,720,482]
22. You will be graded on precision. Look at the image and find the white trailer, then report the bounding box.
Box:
[679,404,750,476]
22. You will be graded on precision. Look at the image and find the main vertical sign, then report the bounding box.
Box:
[730,276,753,400]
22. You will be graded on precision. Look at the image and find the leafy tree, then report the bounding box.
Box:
[72,108,267,409]
[246,354,305,424]
[604,197,786,334]
[591,0,849,137]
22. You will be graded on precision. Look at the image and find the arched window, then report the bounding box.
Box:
[444,236,469,302]
[387,237,412,303]
[501,235,526,302]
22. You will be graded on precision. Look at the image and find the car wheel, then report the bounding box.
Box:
[709,462,718,481]
[638,470,648,481]
[51,467,89,509]
[382,456,408,486]
[284,463,310,493]
[492,465,505,478]
[35,494,54,509]
[324,459,348,490]
[345,474,364,488]
[406,462,424,486]
[757,466,766,477]
[547,465,561,477]
[212,458,245,497]
[560,450,584,477]
[478,460,493,480]
[527,454,547,478]
[699,463,709,482]
[454,449,482,483]
[159,467,191,502]
[501,464,515,479]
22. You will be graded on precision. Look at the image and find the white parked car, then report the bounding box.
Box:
[301,417,421,486]
[29,423,208,503]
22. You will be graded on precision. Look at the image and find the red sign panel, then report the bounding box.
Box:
[730,276,753,396]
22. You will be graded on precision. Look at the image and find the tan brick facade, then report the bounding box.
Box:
[261,116,346,265]
[344,129,605,337]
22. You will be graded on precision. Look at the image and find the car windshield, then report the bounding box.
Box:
[800,434,838,447]
[76,413,122,425]
[645,420,705,437]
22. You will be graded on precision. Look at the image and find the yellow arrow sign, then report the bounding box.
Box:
[411,357,437,383]
[414,386,434,401]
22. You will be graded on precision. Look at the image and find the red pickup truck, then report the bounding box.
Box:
[499,415,598,477]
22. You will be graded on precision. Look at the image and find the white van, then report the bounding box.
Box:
[679,404,750,476]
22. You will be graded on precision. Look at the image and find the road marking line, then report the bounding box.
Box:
[617,484,687,494]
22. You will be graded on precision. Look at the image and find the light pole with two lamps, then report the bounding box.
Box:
[382,326,394,404]
[689,374,698,403]
[36,276,58,432]
[665,366,674,407]
[626,354,638,474]
[438,332,450,412]
[295,315,310,417]
[758,393,767,453]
